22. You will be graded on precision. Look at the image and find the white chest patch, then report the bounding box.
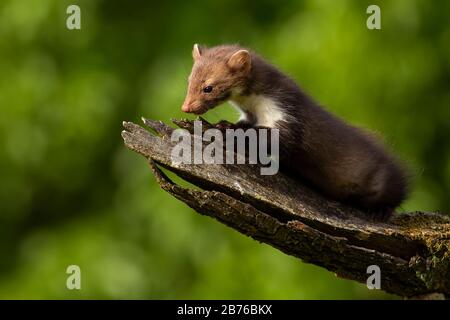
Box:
[230,94,286,128]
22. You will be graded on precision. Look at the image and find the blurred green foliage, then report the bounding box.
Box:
[0,0,449,299]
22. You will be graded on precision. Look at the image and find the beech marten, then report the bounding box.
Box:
[181,44,409,220]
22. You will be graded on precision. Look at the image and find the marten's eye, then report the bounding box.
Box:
[203,86,213,93]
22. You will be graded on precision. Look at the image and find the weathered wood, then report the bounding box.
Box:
[122,117,450,298]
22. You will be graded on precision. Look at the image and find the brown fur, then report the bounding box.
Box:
[182,44,409,220]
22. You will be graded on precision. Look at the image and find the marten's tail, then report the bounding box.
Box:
[357,158,409,221]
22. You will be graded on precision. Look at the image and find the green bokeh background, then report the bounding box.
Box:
[0,0,449,299]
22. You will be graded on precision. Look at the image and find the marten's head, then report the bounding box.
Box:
[182,44,252,114]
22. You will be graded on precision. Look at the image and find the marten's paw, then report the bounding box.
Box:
[215,120,237,131]
[366,207,395,222]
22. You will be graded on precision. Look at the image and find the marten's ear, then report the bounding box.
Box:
[192,44,203,60]
[228,50,251,72]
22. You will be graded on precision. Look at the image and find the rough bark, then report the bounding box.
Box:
[121,117,450,298]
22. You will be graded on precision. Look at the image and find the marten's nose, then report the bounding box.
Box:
[181,98,193,112]
[181,102,191,112]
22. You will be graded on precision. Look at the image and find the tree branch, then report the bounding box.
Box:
[121,118,450,298]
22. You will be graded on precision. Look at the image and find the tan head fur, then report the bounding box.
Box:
[181,44,252,114]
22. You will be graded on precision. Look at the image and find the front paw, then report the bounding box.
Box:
[215,120,236,131]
